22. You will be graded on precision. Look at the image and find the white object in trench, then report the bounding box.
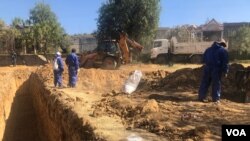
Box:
[127,133,143,141]
[124,70,142,94]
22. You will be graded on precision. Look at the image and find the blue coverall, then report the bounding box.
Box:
[65,53,79,87]
[53,55,64,87]
[198,42,229,102]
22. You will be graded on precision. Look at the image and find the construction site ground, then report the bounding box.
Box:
[1,63,250,141]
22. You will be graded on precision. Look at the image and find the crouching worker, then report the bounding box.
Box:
[65,48,79,88]
[53,52,64,87]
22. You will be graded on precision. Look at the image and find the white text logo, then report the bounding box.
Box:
[226,129,246,136]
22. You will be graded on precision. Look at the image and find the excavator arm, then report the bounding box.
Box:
[80,32,144,68]
[118,32,144,63]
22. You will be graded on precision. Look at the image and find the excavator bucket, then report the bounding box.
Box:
[79,52,98,68]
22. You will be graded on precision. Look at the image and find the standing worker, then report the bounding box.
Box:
[198,39,229,103]
[65,48,79,88]
[53,52,64,87]
[11,50,17,67]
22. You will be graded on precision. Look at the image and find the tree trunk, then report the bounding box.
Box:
[23,40,27,54]
[43,43,49,63]
[34,45,37,54]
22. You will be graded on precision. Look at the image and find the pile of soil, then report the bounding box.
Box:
[27,64,250,140]
[92,94,226,140]
[161,67,202,91]
[38,63,249,103]
[140,63,249,102]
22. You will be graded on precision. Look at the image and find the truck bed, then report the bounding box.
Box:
[172,41,213,54]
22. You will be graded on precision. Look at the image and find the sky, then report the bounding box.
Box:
[0,0,250,35]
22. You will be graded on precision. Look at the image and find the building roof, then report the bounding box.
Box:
[223,22,250,27]
[201,19,223,31]
[157,27,171,30]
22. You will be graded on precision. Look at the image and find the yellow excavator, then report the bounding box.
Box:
[79,32,143,69]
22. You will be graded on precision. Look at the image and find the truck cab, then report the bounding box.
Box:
[150,39,170,64]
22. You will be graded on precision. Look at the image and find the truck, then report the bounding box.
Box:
[150,37,214,64]
[79,32,143,69]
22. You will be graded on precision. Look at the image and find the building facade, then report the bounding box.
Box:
[156,19,224,42]
[69,34,97,53]
[156,19,250,51]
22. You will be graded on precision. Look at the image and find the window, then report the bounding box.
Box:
[154,41,162,48]
[97,41,117,53]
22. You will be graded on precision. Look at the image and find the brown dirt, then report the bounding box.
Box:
[0,66,40,141]
[1,63,250,141]
[48,63,249,140]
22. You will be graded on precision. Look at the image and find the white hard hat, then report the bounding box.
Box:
[56,52,61,56]
[219,39,227,47]
[216,38,227,47]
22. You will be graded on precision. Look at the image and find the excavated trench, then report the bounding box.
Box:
[0,69,38,141]
[0,71,40,141]
[0,69,99,141]
[1,63,249,141]
[0,65,169,141]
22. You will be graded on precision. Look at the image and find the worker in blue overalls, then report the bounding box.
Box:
[53,52,64,87]
[65,48,79,88]
[198,39,229,103]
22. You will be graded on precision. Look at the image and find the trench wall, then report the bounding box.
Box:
[0,69,104,141]
[0,70,32,141]
[28,73,104,141]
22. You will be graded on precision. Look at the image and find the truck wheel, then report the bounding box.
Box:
[156,55,167,64]
[102,57,117,70]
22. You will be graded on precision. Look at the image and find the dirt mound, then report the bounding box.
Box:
[93,93,229,140]
[141,99,159,113]
[164,63,246,91]
[139,70,170,91]
[22,64,250,140]
[161,67,202,91]
[139,63,249,102]
[34,64,131,93]
[92,96,141,120]
[36,63,249,103]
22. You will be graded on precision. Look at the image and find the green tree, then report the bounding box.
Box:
[10,18,35,54]
[0,19,5,28]
[11,17,24,27]
[171,25,193,42]
[0,19,16,53]
[231,26,250,59]
[59,34,72,53]
[96,0,160,50]
[11,17,23,51]
[0,19,7,51]
[29,3,66,54]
